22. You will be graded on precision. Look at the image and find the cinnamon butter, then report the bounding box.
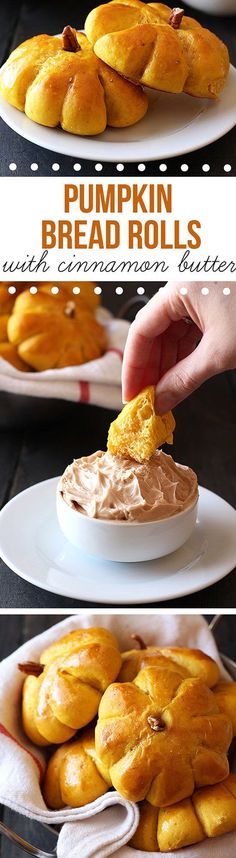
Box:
[59,450,198,523]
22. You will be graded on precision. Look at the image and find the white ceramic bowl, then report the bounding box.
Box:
[186,0,236,13]
[56,484,199,563]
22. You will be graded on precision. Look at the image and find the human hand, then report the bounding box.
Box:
[122,282,236,413]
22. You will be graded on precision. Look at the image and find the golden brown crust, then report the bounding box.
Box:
[43,727,111,809]
[0,30,148,134]
[118,645,220,686]
[85,1,229,98]
[214,682,236,735]
[0,315,10,343]
[0,342,30,372]
[107,386,175,462]
[132,776,236,851]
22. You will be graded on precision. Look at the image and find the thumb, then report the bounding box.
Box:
[155,337,215,413]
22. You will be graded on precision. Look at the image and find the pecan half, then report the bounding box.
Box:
[18,661,44,677]
[64,300,76,318]
[62,25,81,53]
[147,715,165,732]
[169,8,184,29]
[131,633,147,650]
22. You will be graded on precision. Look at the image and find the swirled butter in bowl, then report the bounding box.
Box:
[56,449,199,562]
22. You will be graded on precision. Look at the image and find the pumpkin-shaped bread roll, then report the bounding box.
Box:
[95,667,232,806]
[118,638,220,687]
[8,288,107,371]
[20,628,122,745]
[0,28,148,135]
[43,727,111,808]
[131,775,236,851]
[85,1,229,98]
[107,386,176,462]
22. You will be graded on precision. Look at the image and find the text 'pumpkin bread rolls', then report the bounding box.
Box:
[131,774,236,851]
[107,385,176,462]
[85,1,229,98]
[43,727,111,809]
[19,628,122,745]
[0,27,148,135]
[95,667,233,806]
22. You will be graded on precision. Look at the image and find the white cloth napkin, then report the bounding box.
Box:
[0,312,129,410]
[0,613,234,858]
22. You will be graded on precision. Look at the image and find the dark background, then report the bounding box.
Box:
[0,0,235,176]
[0,282,236,610]
[0,612,235,856]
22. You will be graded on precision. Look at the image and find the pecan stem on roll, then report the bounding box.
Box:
[131,633,147,650]
[147,715,165,732]
[62,25,81,53]
[64,300,76,319]
[169,7,184,29]
[18,661,44,677]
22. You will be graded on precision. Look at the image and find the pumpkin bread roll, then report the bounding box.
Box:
[20,627,122,745]
[95,667,232,806]
[107,386,175,462]
[85,1,229,98]
[131,774,236,851]
[43,727,111,809]
[0,28,148,135]
[118,638,220,686]
[8,288,107,371]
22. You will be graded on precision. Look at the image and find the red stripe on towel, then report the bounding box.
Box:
[79,381,90,403]
[0,723,44,780]
[107,348,123,361]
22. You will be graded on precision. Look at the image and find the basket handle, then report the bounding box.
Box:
[208,615,222,632]
[0,820,57,857]
[117,294,149,319]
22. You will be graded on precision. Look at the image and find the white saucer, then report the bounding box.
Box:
[0,478,235,603]
[0,66,235,162]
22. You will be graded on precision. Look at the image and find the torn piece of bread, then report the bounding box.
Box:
[107,385,175,462]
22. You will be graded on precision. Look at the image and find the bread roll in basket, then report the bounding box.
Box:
[7,287,107,371]
[17,625,236,853]
[20,628,122,745]
[95,666,232,805]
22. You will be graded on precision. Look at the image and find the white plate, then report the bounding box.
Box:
[0,478,235,603]
[0,66,235,162]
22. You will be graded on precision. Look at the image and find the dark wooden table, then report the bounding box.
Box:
[0,339,236,608]
[0,612,235,856]
[0,0,235,176]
